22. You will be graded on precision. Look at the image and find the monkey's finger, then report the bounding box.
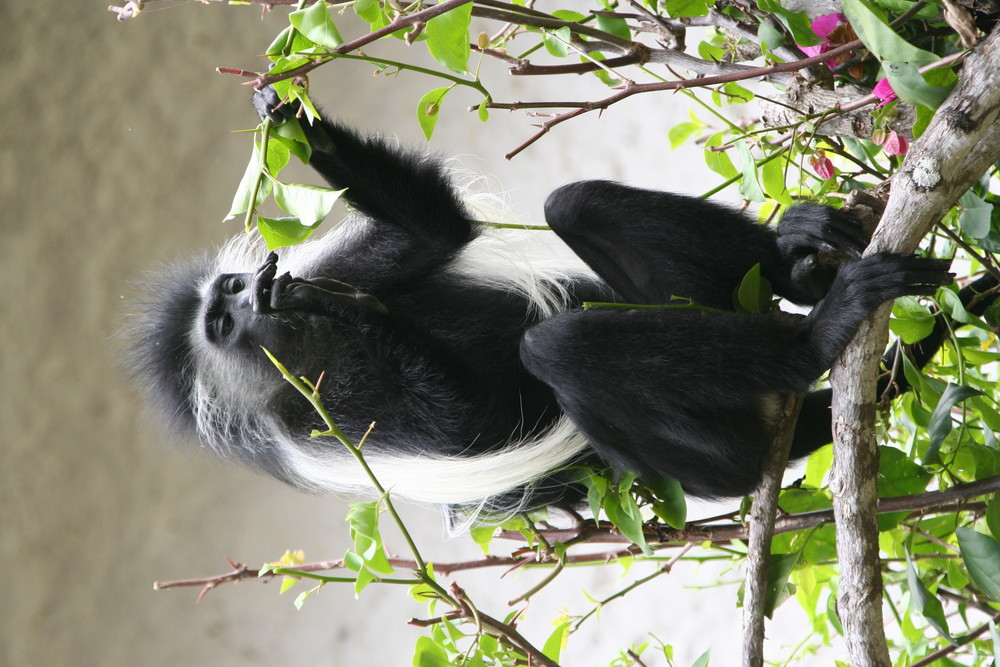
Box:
[285,282,388,315]
[823,221,868,257]
[270,272,295,311]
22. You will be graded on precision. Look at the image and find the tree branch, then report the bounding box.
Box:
[491,39,865,159]
[153,475,1000,604]
[829,24,1000,667]
[741,394,802,667]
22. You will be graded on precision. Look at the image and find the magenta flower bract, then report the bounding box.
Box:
[881,130,909,156]
[873,78,898,106]
[799,13,847,67]
[810,154,836,180]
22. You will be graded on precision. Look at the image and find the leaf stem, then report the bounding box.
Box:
[243,117,272,232]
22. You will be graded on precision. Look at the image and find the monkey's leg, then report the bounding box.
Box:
[544,180,871,308]
[520,307,819,497]
[543,180,785,309]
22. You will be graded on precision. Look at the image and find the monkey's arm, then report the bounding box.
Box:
[255,89,474,251]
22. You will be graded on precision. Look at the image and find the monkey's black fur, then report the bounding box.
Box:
[129,90,968,512]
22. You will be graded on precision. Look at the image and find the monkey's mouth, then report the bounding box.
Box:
[251,252,388,316]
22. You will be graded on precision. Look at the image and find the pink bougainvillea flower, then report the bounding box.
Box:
[799,13,846,64]
[805,13,846,49]
[810,153,836,180]
[798,13,863,75]
[873,78,898,106]
[881,130,909,156]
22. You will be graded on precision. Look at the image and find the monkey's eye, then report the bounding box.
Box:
[221,277,245,294]
[214,313,234,339]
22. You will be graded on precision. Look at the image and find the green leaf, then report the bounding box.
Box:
[550,10,585,21]
[586,473,607,523]
[258,216,319,250]
[756,2,821,47]
[265,135,290,176]
[293,586,319,610]
[912,104,934,139]
[764,551,801,617]
[761,156,792,206]
[939,288,992,332]
[735,263,773,314]
[906,555,954,643]
[735,140,765,203]
[664,0,712,19]
[417,87,450,140]
[803,444,833,488]
[925,383,984,464]
[273,181,344,227]
[543,26,573,57]
[425,2,472,73]
[584,51,621,87]
[956,527,1000,601]
[889,296,936,344]
[872,0,938,19]
[602,482,652,555]
[882,61,954,110]
[698,38,727,62]
[757,21,785,52]
[691,648,712,667]
[595,13,630,40]
[469,524,494,555]
[646,475,687,529]
[723,82,754,103]
[840,0,937,66]
[877,447,931,530]
[289,0,343,49]
[959,189,993,239]
[266,26,295,58]
[226,142,271,220]
[542,621,570,662]
[354,0,389,29]
[272,120,312,165]
[477,96,490,122]
[413,636,451,667]
[344,501,394,595]
[668,121,701,150]
[987,495,1000,541]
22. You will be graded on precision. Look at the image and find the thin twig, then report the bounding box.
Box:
[907,612,1000,667]
[494,39,866,158]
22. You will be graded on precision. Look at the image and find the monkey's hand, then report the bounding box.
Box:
[279,277,388,315]
[250,252,280,313]
[252,85,335,155]
[777,203,869,261]
[777,204,870,303]
[250,253,386,315]
[252,85,297,125]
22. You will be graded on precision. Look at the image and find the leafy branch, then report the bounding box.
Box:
[154,474,1000,592]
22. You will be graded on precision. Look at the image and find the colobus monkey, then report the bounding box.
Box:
[129,89,959,517]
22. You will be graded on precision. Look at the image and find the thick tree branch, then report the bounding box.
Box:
[829,25,1000,667]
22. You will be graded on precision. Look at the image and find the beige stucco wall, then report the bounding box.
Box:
[1,3,826,665]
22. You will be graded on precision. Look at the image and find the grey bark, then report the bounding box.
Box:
[830,25,1000,667]
[741,395,803,667]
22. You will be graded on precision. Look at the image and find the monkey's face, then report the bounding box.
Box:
[199,252,386,362]
[201,271,281,352]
